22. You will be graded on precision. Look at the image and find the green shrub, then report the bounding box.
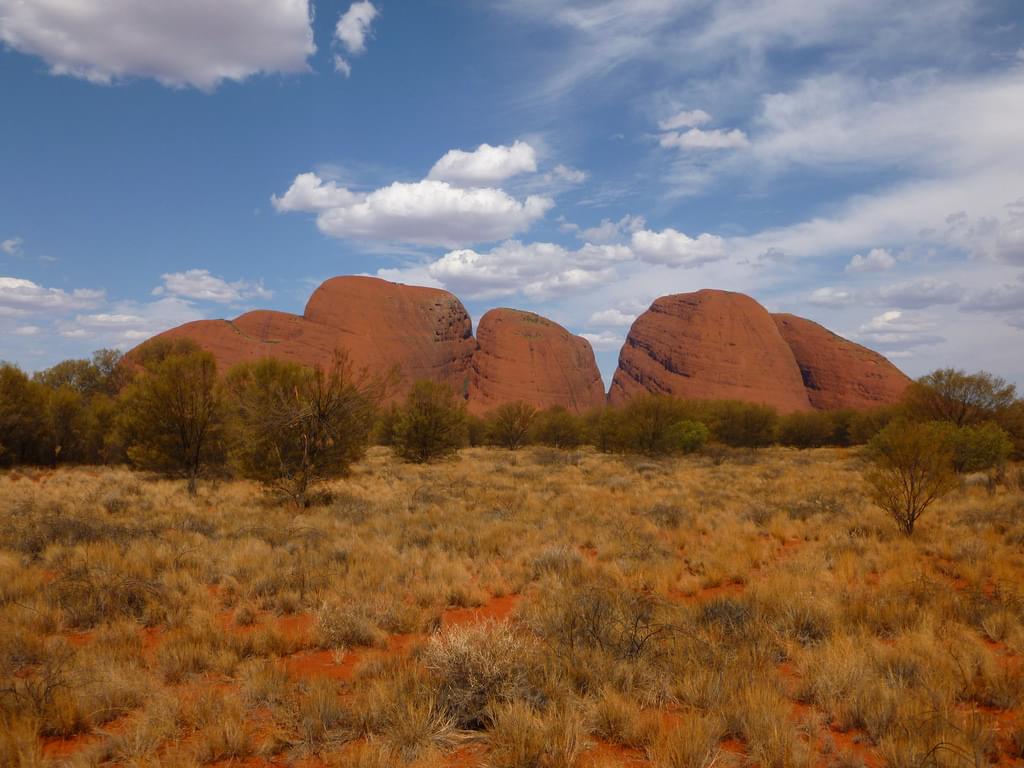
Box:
[864,420,958,535]
[702,400,779,448]
[486,401,536,450]
[618,395,709,455]
[949,421,1013,474]
[393,380,467,462]
[529,406,585,449]
[777,411,835,449]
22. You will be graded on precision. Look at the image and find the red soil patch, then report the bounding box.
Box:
[579,739,648,766]
[442,594,521,628]
[443,743,488,767]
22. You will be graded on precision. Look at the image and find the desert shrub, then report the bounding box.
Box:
[421,622,536,729]
[0,363,49,465]
[700,400,779,448]
[527,582,673,663]
[315,600,386,649]
[903,368,1016,426]
[225,352,387,505]
[949,421,1013,474]
[117,340,224,494]
[650,713,723,768]
[529,406,585,449]
[584,407,624,453]
[393,380,468,462]
[487,401,537,450]
[371,403,401,446]
[466,413,489,447]
[618,395,710,455]
[777,411,835,448]
[486,700,586,768]
[848,405,900,444]
[863,420,958,535]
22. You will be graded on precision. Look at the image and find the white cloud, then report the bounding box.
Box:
[660,128,749,150]
[0,277,104,313]
[630,228,726,267]
[58,297,206,347]
[658,109,712,131]
[153,269,271,304]
[333,55,352,78]
[808,287,855,307]
[579,331,624,351]
[846,248,895,273]
[1,238,22,256]
[12,325,40,336]
[335,1,378,55]
[876,278,960,309]
[854,309,944,350]
[545,164,588,184]
[387,240,632,300]
[428,141,538,186]
[274,174,553,247]
[0,0,315,90]
[271,172,359,213]
[588,308,636,327]
[579,214,646,244]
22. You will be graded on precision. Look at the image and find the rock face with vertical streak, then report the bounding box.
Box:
[467,308,606,414]
[772,313,911,410]
[608,289,814,413]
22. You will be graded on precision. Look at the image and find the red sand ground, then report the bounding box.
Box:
[38,537,1021,766]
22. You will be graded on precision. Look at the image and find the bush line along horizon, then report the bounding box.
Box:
[2,339,1021,531]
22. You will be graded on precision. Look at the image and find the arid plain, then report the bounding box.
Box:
[3,445,1022,768]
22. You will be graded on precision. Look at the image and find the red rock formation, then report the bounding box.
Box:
[138,276,475,398]
[467,309,605,414]
[773,313,911,410]
[608,289,814,413]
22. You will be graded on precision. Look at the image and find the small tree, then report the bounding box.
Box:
[777,411,835,449]
[226,353,387,506]
[863,421,958,535]
[393,380,467,463]
[487,401,536,450]
[0,363,49,465]
[529,406,584,449]
[949,422,1013,474]
[903,368,1016,427]
[705,400,779,449]
[620,395,709,455]
[118,342,224,495]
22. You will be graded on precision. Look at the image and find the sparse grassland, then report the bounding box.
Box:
[1,446,1022,767]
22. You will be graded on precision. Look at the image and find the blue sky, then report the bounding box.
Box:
[2,0,1023,388]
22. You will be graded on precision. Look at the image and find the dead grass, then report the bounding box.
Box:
[0,447,1021,766]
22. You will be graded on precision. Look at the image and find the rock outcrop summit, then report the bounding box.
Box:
[609,289,910,412]
[137,278,909,414]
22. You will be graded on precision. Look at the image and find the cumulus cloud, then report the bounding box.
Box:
[588,308,636,327]
[876,278,960,309]
[0,0,315,90]
[808,287,855,307]
[273,174,552,247]
[333,55,352,78]
[579,215,646,244]
[854,309,944,350]
[59,297,206,346]
[0,277,104,314]
[335,1,378,55]
[390,240,632,300]
[429,141,538,186]
[659,128,749,150]
[658,109,712,131]
[630,228,726,267]
[153,269,271,304]
[271,172,359,213]
[1,238,22,256]
[846,248,896,273]
[579,331,624,351]
[12,325,40,336]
